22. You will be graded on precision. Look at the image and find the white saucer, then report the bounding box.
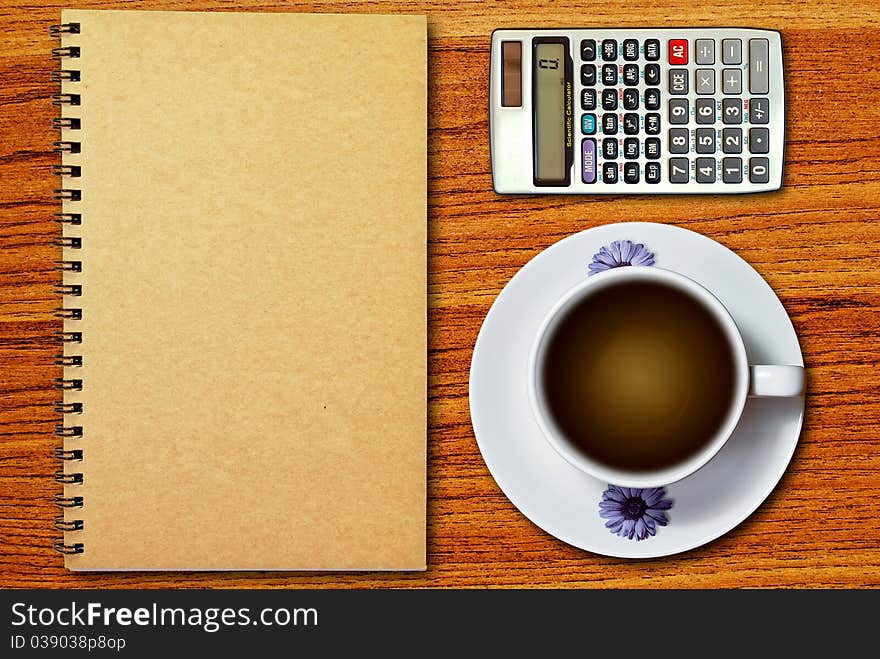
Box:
[469,223,805,558]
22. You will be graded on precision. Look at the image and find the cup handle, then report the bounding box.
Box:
[749,365,805,397]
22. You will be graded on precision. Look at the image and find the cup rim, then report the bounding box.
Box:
[527,266,750,488]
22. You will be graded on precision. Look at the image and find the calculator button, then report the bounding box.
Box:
[669,158,689,183]
[644,39,660,61]
[602,39,617,61]
[644,64,661,86]
[749,157,770,183]
[723,157,743,183]
[722,69,742,95]
[623,88,639,110]
[582,138,597,183]
[582,113,597,135]
[722,39,742,65]
[722,127,742,153]
[669,69,688,95]
[695,69,715,95]
[695,128,716,154]
[623,138,640,159]
[623,39,639,62]
[603,113,618,134]
[624,162,640,183]
[749,127,770,154]
[644,88,661,110]
[603,162,619,183]
[669,128,689,154]
[623,64,639,86]
[603,138,619,159]
[696,157,716,183]
[602,64,618,85]
[645,113,661,135]
[581,64,597,86]
[581,88,597,111]
[668,99,689,124]
[749,98,769,124]
[623,113,640,135]
[602,89,618,110]
[749,39,770,94]
[695,39,715,65]
[668,39,688,65]
[581,39,597,62]
[645,137,661,159]
[722,98,742,124]
[645,161,661,183]
[696,98,715,124]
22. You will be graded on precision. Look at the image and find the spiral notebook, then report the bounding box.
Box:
[52,10,426,570]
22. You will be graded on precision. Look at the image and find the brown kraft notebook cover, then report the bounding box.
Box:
[54,9,426,570]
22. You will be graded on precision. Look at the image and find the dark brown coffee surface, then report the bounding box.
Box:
[540,280,737,472]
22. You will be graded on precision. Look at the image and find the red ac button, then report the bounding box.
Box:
[669,39,688,64]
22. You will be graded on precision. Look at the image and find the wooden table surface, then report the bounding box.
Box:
[2,0,879,589]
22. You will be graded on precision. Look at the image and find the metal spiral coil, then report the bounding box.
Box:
[54,494,83,508]
[53,21,84,558]
[54,516,84,532]
[50,23,81,37]
[51,70,80,82]
[55,331,83,344]
[53,540,84,555]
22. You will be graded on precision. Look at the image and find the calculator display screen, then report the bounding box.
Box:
[532,41,572,185]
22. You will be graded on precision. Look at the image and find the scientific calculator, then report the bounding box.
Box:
[489,28,784,194]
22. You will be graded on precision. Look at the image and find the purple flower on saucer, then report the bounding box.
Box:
[599,486,673,541]
[588,240,655,275]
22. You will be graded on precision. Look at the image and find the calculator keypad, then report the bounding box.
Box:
[518,29,784,191]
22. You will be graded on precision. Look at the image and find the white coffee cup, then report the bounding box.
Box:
[528,266,804,488]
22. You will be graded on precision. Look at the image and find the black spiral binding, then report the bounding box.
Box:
[51,22,84,556]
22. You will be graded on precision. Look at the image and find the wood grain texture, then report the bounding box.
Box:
[1,0,879,589]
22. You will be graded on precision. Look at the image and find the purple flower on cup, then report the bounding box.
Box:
[599,486,673,541]
[588,240,655,275]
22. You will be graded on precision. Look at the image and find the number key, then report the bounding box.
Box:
[749,157,770,183]
[669,128,689,154]
[723,157,743,183]
[669,98,689,125]
[722,98,742,125]
[669,157,689,183]
[696,98,715,124]
[722,127,742,153]
[696,128,715,154]
[696,157,716,183]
